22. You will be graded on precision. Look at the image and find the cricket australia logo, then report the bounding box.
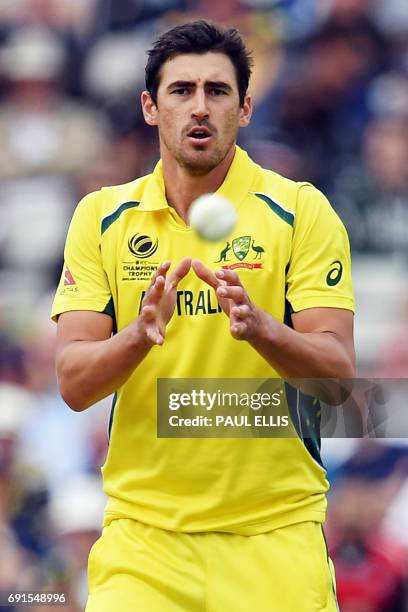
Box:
[232,236,250,260]
[216,235,265,270]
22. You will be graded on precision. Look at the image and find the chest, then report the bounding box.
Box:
[101,208,293,327]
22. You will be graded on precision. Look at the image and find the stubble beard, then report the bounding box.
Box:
[175,147,226,176]
[164,132,236,177]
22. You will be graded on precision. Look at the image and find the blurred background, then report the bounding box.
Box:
[0,0,408,610]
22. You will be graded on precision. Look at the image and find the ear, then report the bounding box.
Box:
[141,90,158,126]
[238,94,252,128]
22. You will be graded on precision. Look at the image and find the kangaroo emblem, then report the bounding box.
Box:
[216,242,231,262]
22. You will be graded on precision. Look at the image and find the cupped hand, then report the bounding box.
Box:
[138,257,191,345]
[192,260,263,340]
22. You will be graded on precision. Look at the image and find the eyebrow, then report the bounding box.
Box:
[166,80,233,92]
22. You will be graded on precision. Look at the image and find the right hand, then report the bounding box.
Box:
[136,257,191,345]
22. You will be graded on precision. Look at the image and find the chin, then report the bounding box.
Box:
[178,149,225,175]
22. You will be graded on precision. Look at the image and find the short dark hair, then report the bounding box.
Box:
[145,20,253,106]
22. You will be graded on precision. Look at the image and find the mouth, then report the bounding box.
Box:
[186,126,212,145]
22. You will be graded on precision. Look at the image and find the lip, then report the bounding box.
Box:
[186,127,213,147]
[187,135,212,146]
[187,126,212,138]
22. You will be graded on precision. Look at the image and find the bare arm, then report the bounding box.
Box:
[249,306,355,378]
[56,258,191,411]
[192,260,355,379]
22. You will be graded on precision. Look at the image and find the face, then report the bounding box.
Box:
[142,52,252,175]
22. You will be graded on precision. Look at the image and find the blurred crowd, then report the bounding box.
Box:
[1,0,408,610]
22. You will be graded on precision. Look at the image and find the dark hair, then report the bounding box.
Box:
[145,20,253,106]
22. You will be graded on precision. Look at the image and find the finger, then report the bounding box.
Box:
[217,285,248,304]
[192,259,219,290]
[230,321,248,340]
[153,260,171,280]
[143,275,166,306]
[138,306,164,345]
[150,261,171,285]
[140,304,156,322]
[215,269,242,286]
[146,327,164,346]
[231,305,251,320]
[168,257,192,289]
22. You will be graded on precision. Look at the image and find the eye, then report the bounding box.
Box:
[209,88,227,96]
[171,88,190,95]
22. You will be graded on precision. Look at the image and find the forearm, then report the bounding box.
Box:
[249,310,355,379]
[56,322,154,411]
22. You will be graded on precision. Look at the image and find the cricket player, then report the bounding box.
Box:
[52,20,355,611]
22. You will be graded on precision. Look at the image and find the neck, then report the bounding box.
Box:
[161,145,236,222]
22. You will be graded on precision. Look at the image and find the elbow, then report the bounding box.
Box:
[56,361,90,412]
[64,396,90,413]
[59,380,89,412]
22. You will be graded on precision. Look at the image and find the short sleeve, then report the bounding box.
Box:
[286,184,355,313]
[51,190,112,321]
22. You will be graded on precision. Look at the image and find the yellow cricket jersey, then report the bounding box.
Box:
[52,146,354,535]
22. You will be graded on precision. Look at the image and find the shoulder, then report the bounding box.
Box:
[294,182,345,231]
[256,165,340,215]
[254,168,330,211]
[250,167,321,226]
[251,165,308,210]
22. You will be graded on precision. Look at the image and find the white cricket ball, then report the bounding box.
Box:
[188,193,237,241]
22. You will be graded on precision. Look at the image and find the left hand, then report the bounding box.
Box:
[192,260,263,340]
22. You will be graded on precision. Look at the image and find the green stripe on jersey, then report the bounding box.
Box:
[101,200,140,234]
[253,192,294,227]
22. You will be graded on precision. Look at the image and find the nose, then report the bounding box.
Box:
[191,89,209,120]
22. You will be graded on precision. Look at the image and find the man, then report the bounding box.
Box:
[52,20,355,611]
